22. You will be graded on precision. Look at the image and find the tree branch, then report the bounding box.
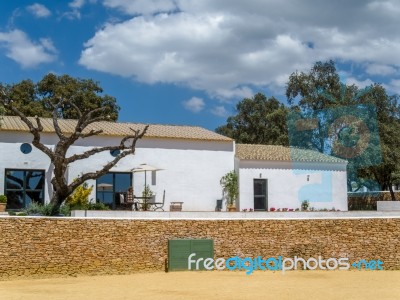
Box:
[35,115,43,131]
[66,125,148,164]
[82,107,110,126]
[0,94,54,159]
[64,98,82,119]
[52,99,65,139]
[78,129,104,139]
[68,125,148,191]
[66,145,126,164]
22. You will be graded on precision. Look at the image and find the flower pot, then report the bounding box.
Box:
[0,203,6,212]
[227,206,236,212]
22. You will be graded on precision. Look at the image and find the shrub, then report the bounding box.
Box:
[0,195,7,203]
[62,201,109,215]
[24,202,45,215]
[87,202,109,210]
[60,204,71,216]
[141,185,154,211]
[66,182,93,207]
[301,200,310,211]
[23,202,59,216]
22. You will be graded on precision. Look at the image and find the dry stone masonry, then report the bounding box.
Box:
[0,217,399,279]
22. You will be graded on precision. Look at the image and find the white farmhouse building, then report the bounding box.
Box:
[235,144,348,211]
[0,116,348,211]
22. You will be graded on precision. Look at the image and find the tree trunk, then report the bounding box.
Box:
[389,184,397,201]
[49,189,71,214]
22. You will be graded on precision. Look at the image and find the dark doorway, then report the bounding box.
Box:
[254,179,267,211]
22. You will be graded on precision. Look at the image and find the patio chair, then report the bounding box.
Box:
[152,190,165,211]
[120,193,133,210]
[125,187,139,211]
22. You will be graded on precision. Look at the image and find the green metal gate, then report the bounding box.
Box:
[168,239,214,271]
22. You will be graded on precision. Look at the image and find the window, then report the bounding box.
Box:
[5,169,45,209]
[110,149,120,157]
[96,172,132,209]
[20,143,32,154]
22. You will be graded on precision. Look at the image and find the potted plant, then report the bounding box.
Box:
[0,195,7,212]
[220,171,238,212]
[301,200,309,211]
[142,184,154,211]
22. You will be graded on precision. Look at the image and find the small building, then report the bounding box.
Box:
[235,144,348,211]
[0,116,348,211]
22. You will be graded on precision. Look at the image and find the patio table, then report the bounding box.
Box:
[134,196,155,211]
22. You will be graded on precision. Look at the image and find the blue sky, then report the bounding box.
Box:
[0,1,399,130]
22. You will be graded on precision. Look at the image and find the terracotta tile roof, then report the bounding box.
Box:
[236,144,347,163]
[0,116,232,142]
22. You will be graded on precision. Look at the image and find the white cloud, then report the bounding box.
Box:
[79,0,400,99]
[26,3,51,18]
[103,0,176,15]
[365,63,397,76]
[62,0,86,20]
[39,38,57,53]
[182,97,205,113]
[0,30,57,68]
[346,77,374,89]
[69,0,86,9]
[211,106,228,117]
[384,79,400,94]
[367,1,400,16]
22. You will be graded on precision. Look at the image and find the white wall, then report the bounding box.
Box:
[238,160,348,211]
[0,130,349,212]
[0,131,234,211]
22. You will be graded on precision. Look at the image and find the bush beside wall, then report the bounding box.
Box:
[348,191,400,210]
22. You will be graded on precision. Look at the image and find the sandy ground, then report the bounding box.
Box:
[1,271,400,300]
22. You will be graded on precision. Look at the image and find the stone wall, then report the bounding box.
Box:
[0,217,400,279]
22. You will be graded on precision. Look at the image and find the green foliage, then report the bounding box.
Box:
[60,204,72,216]
[0,195,7,203]
[0,73,119,120]
[142,184,154,198]
[23,202,59,216]
[216,93,289,145]
[60,202,109,216]
[141,185,154,211]
[66,182,93,207]
[301,200,309,211]
[286,60,342,111]
[63,181,107,214]
[220,171,238,207]
[87,202,109,210]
